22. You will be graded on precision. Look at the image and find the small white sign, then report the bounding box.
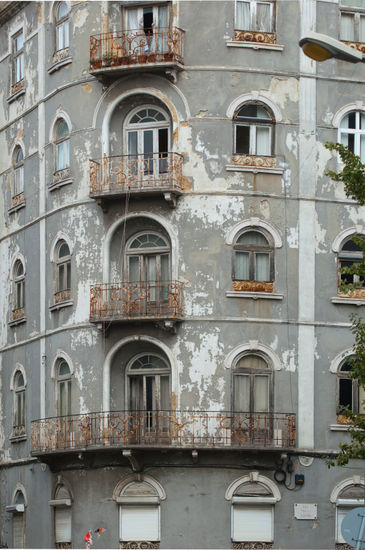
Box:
[294,503,318,520]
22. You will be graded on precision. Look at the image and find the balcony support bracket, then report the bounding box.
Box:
[122,449,142,473]
[163,192,177,208]
[96,198,109,213]
[165,69,177,83]
[155,320,177,333]
[192,450,198,464]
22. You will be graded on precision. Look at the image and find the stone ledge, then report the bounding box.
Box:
[49,300,73,312]
[331,297,365,306]
[226,291,283,300]
[227,40,284,51]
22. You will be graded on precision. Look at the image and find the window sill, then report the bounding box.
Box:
[226,291,283,300]
[49,299,73,312]
[227,40,284,51]
[48,50,72,74]
[8,198,25,215]
[9,312,26,326]
[331,297,365,306]
[9,433,27,443]
[330,424,352,432]
[7,82,25,103]
[49,168,72,191]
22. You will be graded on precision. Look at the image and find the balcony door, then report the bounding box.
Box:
[126,232,170,310]
[125,107,169,179]
[127,354,170,442]
[124,5,169,53]
[233,354,273,445]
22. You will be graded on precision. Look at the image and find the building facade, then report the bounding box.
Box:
[1,0,365,548]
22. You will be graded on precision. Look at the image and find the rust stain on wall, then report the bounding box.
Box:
[81,84,93,93]
[37,2,42,24]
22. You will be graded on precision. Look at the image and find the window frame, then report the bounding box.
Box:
[338,236,364,290]
[57,360,72,417]
[55,240,71,295]
[12,30,24,85]
[13,371,26,433]
[55,2,70,52]
[338,111,365,162]
[12,146,24,198]
[234,102,275,157]
[337,359,365,416]
[125,231,171,284]
[235,0,275,33]
[54,118,70,173]
[340,7,365,43]
[232,352,274,414]
[118,481,161,543]
[13,260,25,312]
[233,228,274,283]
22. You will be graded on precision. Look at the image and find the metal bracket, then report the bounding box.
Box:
[122,450,142,473]
[165,69,177,83]
[192,450,198,464]
[155,320,177,333]
[163,192,177,208]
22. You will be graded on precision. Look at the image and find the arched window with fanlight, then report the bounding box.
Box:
[331,478,365,546]
[13,370,26,436]
[125,106,170,178]
[233,353,273,416]
[233,228,274,289]
[13,259,25,315]
[55,2,70,53]
[338,236,364,294]
[12,145,24,199]
[234,102,274,157]
[57,360,72,417]
[54,240,71,304]
[54,118,70,172]
[50,482,72,549]
[337,359,365,420]
[126,354,170,440]
[339,111,365,162]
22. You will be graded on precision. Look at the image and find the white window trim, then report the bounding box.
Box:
[224,342,282,371]
[226,218,282,248]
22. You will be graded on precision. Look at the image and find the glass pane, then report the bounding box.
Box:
[59,243,70,258]
[128,131,138,156]
[57,24,64,50]
[57,2,69,20]
[234,374,250,411]
[15,148,23,164]
[126,8,139,30]
[147,256,157,282]
[59,361,70,376]
[16,373,24,388]
[58,264,65,290]
[340,13,355,41]
[160,375,169,409]
[339,378,353,410]
[255,253,270,281]
[256,2,271,32]
[237,231,268,246]
[59,381,67,415]
[342,238,363,252]
[64,21,69,48]
[254,375,269,412]
[360,15,365,42]
[158,5,168,29]
[235,251,250,279]
[66,261,71,289]
[256,126,271,155]
[57,120,69,139]
[360,134,365,162]
[65,139,70,167]
[15,261,24,277]
[236,125,250,154]
[57,143,64,171]
[359,385,365,414]
[236,355,268,370]
[236,0,250,29]
[16,281,23,309]
[129,256,140,282]
[143,130,153,154]
[161,254,169,281]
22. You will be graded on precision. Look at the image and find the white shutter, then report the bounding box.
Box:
[120,505,159,541]
[13,513,24,548]
[232,504,273,542]
[55,507,71,543]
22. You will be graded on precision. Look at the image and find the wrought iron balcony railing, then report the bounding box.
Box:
[31,410,296,455]
[90,27,184,72]
[89,153,184,198]
[90,281,184,322]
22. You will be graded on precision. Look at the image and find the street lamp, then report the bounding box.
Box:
[299,31,364,63]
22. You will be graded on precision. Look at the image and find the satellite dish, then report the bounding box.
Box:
[342,507,365,550]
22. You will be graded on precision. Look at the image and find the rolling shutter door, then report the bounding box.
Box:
[232,504,273,542]
[55,507,71,543]
[120,505,159,541]
[13,513,24,548]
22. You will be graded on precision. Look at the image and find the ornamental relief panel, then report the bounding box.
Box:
[234,30,276,44]
[232,543,274,550]
[232,155,277,168]
[120,542,160,549]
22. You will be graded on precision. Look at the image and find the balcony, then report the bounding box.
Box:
[90,153,184,206]
[90,281,184,324]
[89,27,184,77]
[31,411,296,456]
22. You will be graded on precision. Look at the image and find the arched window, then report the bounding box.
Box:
[331,479,365,544]
[13,260,25,312]
[54,119,70,172]
[51,483,72,549]
[126,354,170,438]
[13,146,24,198]
[126,232,170,302]
[233,229,274,284]
[337,359,365,418]
[338,236,364,291]
[55,240,71,303]
[13,370,26,436]
[57,361,72,417]
[55,2,70,52]
[117,480,161,544]
[233,353,273,415]
[339,111,365,161]
[125,107,170,176]
[234,103,274,156]
[226,473,280,546]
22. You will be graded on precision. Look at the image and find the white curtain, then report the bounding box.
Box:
[126,8,139,31]
[234,374,250,411]
[256,2,271,32]
[254,375,269,412]
[158,5,168,52]
[235,252,250,280]
[236,0,250,30]
[341,13,354,41]
[256,126,270,155]
[255,253,270,281]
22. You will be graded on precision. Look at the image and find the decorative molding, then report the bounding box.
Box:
[49,299,73,312]
[224,342,282,371]
[8,315,26,327]
[225,217,282,248]
[12,308,25,321]
[234,30,276,44]
[232,281,274,293]
[226,93,282,122]
[333,103,365,128]
[113,473,166,501]
[120,543,160,549]
[331,297,365,306]
[49,232,73,261]
[227,40,284,51]
[330,476,365,503]
[7,80,25,103]
[332,226,365,252]
[232,543,273,550]
[226,163,284,175]
[10,363,27,390]
[330,348,354,374]
[225,472,281,502]
[51,351,74,379]
[232,154,277,168]
[48,167,72,191]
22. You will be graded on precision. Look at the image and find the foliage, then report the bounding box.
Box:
[325,142,365,466]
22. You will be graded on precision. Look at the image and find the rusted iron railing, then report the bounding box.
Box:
[89,153,184,197]
[90,281,184,322]
[90,27,184,70]
[31,410,296,454]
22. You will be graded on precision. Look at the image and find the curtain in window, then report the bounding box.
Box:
[256,126,271,155]
[341,13,355,41]
[254,375,269,412]
[236,0,250,30]
[126,8,139,30]
[360,15,365,42]
[157,5,168,52]
[256,2,271,32]
[234,374,250,411]
[255,253,270,281]
[235,251,250,280]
